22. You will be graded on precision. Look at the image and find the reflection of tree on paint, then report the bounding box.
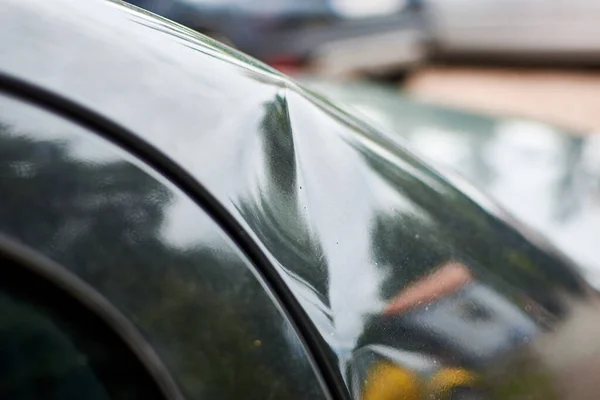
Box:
[0,109,323,400]
[237,94,329,299]
[358,139,586,317]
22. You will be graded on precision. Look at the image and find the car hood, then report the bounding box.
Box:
[2,1,600,399]
[302,78,600,287]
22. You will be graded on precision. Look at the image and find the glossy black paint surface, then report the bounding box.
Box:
[0,93,330,400]
[2,1,600,399]
[302,79,600,288]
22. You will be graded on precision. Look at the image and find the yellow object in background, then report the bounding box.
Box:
[361,362,421,400]
[361,361,479,400]
[427,368,479,397]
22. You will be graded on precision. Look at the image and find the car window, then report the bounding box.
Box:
[0,250,167,400]
[0,92,331,400]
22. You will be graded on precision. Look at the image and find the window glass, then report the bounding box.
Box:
[0,252,166,400]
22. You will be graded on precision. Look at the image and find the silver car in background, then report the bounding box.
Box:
[429,0,600,64]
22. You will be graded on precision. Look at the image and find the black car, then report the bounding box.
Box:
[0,1,599,400]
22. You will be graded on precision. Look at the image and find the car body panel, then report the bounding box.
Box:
[301,78,600,287]
[0,91,331,400]
[2,1,600,399]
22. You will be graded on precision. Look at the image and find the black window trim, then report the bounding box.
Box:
[0,232,184,400]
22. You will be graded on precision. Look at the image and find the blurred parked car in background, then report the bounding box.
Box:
[124,0,428,76]
[126,0,600,75]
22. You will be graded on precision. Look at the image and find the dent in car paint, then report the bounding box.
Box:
[1,1,600,399]
[0,93,330,400]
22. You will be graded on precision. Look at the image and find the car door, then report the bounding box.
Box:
[0,89,334,400]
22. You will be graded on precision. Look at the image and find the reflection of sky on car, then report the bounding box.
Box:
[412,121,600,286]
[0,100,121,165]
[280,97,392,353]
[303,79,600,289]
[410,126,470,167]
[485,123,600,285]
[0,97,229,249]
